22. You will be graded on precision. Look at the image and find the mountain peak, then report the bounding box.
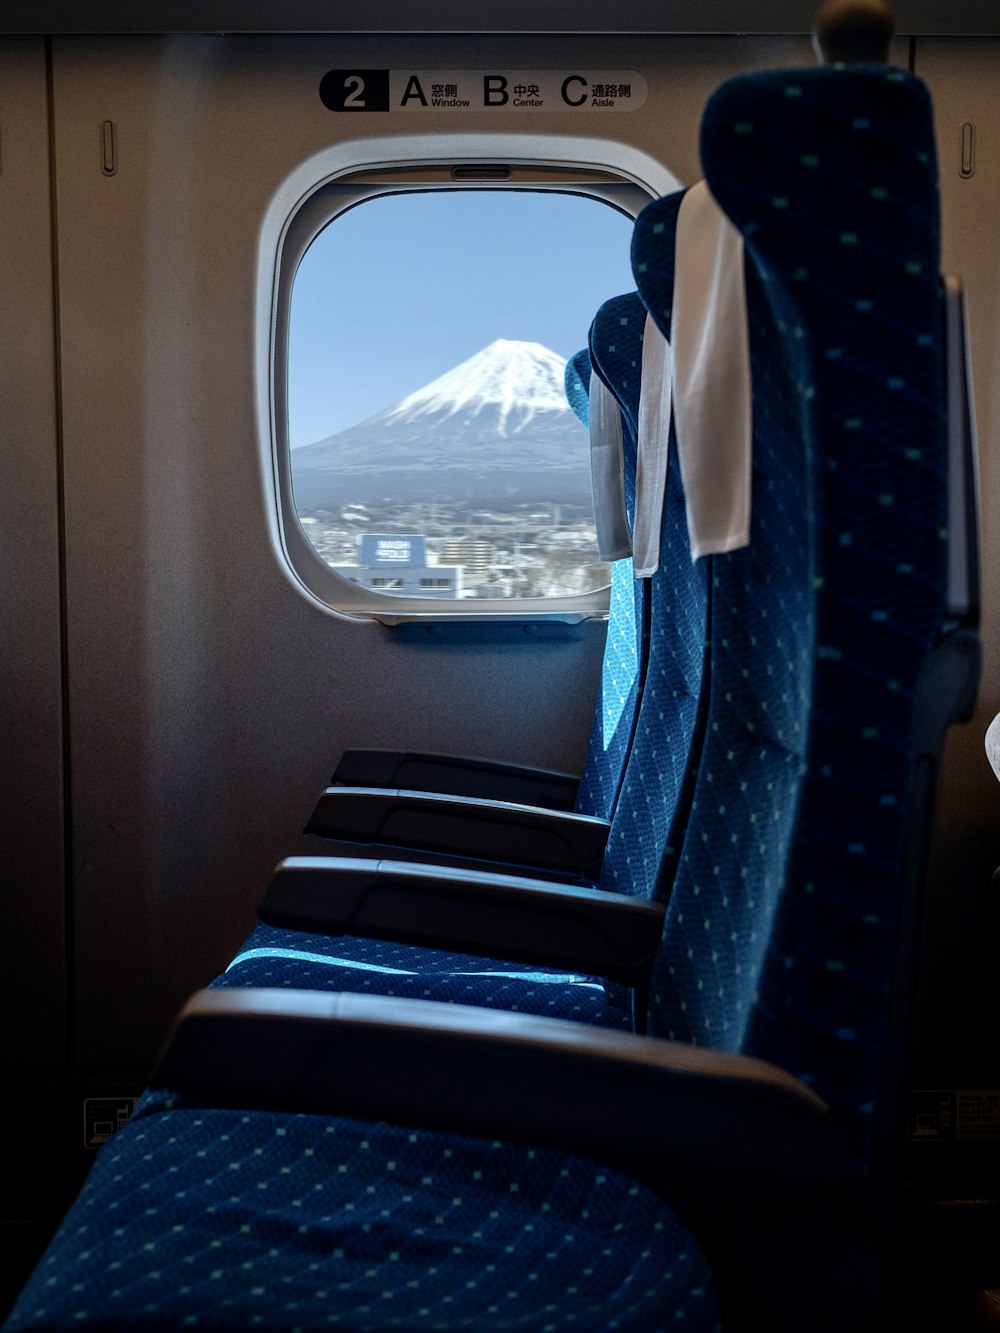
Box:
[291,337,591,508]
[382,339,569,436]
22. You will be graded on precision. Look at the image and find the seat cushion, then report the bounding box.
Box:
[6,1097,721,1332]
[213,925,633,1031]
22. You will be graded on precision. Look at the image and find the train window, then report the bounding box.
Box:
[274,172,648,622]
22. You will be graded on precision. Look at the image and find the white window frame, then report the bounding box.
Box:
[258,133,679,624]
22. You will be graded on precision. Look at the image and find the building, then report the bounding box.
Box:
[334,533,464,599]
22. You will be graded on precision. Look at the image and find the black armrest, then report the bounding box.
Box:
[259,856,664,989]
[153,989,887,1333]
[333,749,580,811]
[305,788,610,879]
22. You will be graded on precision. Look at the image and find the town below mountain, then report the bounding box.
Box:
[292,340,607,600]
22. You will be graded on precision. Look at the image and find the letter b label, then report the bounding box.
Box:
[483,76,509,106]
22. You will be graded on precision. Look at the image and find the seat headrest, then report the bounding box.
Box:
[564,348,592,429]
[588,291,646,436]
[586,293,647,564]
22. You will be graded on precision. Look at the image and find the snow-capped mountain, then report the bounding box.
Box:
[291,340,591,508]
[382,340,570,434]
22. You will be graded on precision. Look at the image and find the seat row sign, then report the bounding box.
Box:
[320,70,648,113]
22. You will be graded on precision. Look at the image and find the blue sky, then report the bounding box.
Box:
[288,189,637,446]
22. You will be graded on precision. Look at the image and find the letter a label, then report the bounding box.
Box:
[400,75,428,106]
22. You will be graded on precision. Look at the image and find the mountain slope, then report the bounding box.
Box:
[291,340,592,507]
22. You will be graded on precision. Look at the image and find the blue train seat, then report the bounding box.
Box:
[4,59,973,1333]
[584,300,649,824]
[568,343,647,818]
[680,64,975,1179]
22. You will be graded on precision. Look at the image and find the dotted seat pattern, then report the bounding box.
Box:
[648,67,948,1169]
[629,204,714,924]
[4,1101,721,1332]
[639,195,813,1046]
[602,276,710,910]
[563,347,592,428]
[212,923,633,1030]
[577,556,643,821]
[576,312,645,821]
[565,345,635,825]
[592,291,709,911]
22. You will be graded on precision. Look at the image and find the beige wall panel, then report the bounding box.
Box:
[50,33,809,1064]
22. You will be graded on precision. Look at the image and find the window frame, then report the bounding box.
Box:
[266,149,670,625]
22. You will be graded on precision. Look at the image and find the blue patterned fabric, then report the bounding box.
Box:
[563,347,591,428]
[642,66,948,1170]
[570,331,644,824]
[575,555,644,822]
[214,923,632,1029]
[576,295,647,822]
[4,1100,721,1332]
[586,293,708,906]
[589,298,642,442]
[708,67,946,1169]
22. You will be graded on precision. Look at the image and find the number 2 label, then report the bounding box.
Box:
[319,69,390,112]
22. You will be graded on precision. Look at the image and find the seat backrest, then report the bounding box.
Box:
[634,65,970,1176]
[562,341,642,822]
[574,298,648,822]
[587,294,709,922]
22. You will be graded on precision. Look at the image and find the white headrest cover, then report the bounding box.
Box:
[985,713,1000,784]
[633,314,672,578]
[588,371,632,562]
[632,181,752,572]
[673,180,752,559]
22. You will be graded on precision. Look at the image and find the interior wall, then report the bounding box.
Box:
[0,39,65,1065]
[45,31,809,1066]
[0,29,825,1072]
[909,38,1000,1080]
